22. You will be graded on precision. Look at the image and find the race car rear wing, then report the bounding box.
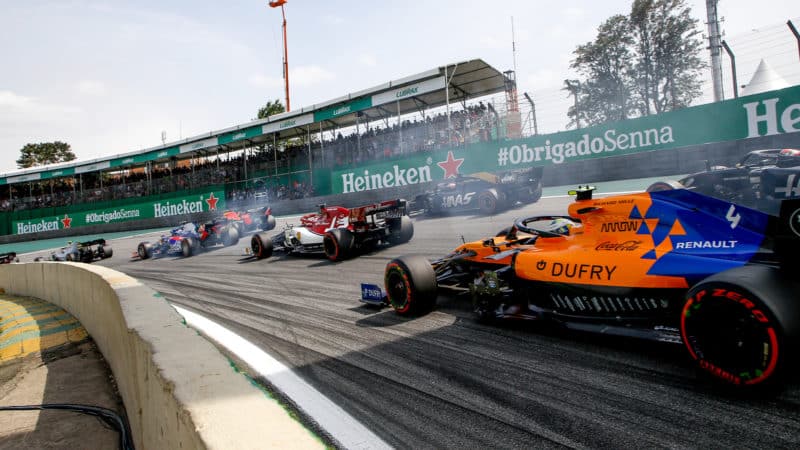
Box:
[349,199,407,222]
[78,238,106,247]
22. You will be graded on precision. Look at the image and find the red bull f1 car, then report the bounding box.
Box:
[365,187,800,389]
[250,199,413,261]
[222,206,276,235]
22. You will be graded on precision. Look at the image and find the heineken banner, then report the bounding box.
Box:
[12,190,225,235]
[331,84,800,194]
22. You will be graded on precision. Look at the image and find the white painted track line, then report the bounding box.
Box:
[173,305,392,450]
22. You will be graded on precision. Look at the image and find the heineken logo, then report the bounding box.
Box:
[280,120,296,129]
[232,132,246,140]
[16,216,66,235]
[743,97,800,138]
[122,158,134,164]
[157,151,168,157]
[154,199,204,218]
[341,164,432,194]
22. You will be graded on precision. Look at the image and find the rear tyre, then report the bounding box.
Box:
[646,180,684,192]
[262,214,276,231]
[681,265,800,389]
[250,233,274,259]
[387,215,414,245]
[65,253,76,262]
[323,229,354,261]
[223,226,240,247]
[477,190,498,215]
[384,255,438,316]
[181,238,194,257]
[100,246,113,259]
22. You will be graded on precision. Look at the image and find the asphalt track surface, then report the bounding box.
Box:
[27,196,800,449]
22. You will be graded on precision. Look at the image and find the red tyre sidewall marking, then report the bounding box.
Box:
[680,287,779,385]
[386,263,412,314]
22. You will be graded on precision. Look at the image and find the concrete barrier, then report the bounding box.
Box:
[0,262,323,450]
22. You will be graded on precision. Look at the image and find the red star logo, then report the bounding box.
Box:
[61,214,72,229]
[437,151,465,179]
[205,193,219,211]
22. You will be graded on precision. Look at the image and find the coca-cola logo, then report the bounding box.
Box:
[595,240,642,251]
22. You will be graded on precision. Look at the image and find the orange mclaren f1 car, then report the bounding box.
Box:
[364,186,800,389]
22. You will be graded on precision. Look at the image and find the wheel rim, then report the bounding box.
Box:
[138,246,146,259]
[385,265,410,312]
[681,287,779,385]
[480,195,495,212]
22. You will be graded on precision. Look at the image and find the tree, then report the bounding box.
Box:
[567,0,705,126]
[16,141,76,168]
[629,0,705,115]
[569,14,636,127]
[256,99,285,120]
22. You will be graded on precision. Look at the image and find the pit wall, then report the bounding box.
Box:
[0,262,322,450]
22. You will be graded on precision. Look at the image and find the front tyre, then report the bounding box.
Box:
[181,238,194,257]
[681,265,799,389]
[250,233,274,259]
[384,255,438,316]
[646,180,684,192]
[100,245,113,259]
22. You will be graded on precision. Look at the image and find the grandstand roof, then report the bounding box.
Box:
[1,59,507,186]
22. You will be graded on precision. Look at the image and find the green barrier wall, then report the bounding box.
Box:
[1,185,225,236]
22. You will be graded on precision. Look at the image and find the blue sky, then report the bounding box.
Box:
[1,0,798,173]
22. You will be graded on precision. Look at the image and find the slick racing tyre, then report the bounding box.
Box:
[137,242,153,259]
[250,232,274,260]
[324,228,354,262]
[181,238,195,257]
[100,245,113,259]
[646,180,684,192]
[681,265,800,389]
[387,215,414,245]
[262,214,276,231]
[223,226,240,247]
[477,190,499,215]
[495,227,511,238]
[384,255,438,316]
[65,253,76,262]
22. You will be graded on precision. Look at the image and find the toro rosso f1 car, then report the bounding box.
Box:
[38,239,113,263]
[370,186,800,389]
[136,222,202,259]
[250,199,413,261]
[412,167,543,215]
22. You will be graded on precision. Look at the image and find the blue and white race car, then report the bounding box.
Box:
[136,222,202,259]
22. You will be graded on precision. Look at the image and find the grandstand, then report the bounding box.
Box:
[0,59,520,216]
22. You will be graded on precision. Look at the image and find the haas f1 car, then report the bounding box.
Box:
[369,187,800,389]
[649,148,800,215]
[412,167,543,215]
[250,199,413,261]
[38,239,113,263]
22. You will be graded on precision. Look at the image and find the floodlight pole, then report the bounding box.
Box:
[269,0,291,112]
